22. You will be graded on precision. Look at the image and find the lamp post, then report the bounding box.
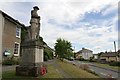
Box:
[73,46,75,58]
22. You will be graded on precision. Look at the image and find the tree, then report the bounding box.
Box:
[54,38,73,61]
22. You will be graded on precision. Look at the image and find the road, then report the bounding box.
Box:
[69,60,119,78]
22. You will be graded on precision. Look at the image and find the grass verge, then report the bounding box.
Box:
[40,64,62,78]
[94,62,120,70]
[57,60,99,78]
[80,61,120,71]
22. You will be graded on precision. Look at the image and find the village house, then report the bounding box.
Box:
[93,54,98,60]
[0,10,25,60]
[75,48,93,60]
[44,43,56,57]
[99,51,120,62]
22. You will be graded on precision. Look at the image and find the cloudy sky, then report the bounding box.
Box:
[0,0,119,53]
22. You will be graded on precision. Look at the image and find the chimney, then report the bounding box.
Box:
[82,48,85,50]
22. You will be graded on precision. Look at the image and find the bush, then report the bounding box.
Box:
[2,58,19,65]
[13,59,19,65]
[44,55,48,61]
[79,58,85,61]
[89,59,96,62]
[109,62,120,66]
[3,59,15,65]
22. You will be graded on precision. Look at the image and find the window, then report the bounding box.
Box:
[14,43,19,55]
[16,27,21,38]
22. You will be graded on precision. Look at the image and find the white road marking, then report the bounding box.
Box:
[112,77,115,78]
[100,72,107,76]
[100,73,115,78]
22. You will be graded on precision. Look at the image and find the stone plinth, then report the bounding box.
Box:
[16,40,44,77]
[16,66,39,77]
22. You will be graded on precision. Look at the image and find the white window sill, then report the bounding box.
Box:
[16,36,20,39]
[14,54,19,56]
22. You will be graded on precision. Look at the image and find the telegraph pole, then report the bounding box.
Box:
[114,41,116,53]
[114,41,117,62]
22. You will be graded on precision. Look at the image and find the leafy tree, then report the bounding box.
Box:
[54,38,73,61]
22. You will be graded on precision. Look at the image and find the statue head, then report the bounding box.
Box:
[33,6,39,10]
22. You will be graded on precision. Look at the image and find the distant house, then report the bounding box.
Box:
[0,10,25,60]
[75,48,93,60]
[93,54,98,60]
[99,52,120,62]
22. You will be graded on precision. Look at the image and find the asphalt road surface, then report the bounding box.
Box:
[71,60,120,78]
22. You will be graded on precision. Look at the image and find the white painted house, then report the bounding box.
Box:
[76,48,93,60]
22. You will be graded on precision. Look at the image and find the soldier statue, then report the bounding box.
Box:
[30,6,40,40]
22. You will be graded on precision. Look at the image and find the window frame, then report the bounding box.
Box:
[16,26,21,38]
[14,42,20,56]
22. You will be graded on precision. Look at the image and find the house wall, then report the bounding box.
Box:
[0,12,4,80]
[82,50,93,60]
[94,55,98,59]
[117,56,120,62]
[75,53,82,59]
[108,57,117,62]
[0,12,4,60]
[2,18,21,59]
[100,57,117,62]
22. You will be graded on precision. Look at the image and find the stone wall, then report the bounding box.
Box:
[0,11,4,80]
[0,12,4,60]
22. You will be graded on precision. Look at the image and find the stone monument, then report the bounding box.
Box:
[16,6,45,77]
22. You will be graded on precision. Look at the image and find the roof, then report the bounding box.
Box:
[100,52,118,57]
[93,54,98,56]
[0,10,25,27]
[77,48,93,54]
[46,45,55,52]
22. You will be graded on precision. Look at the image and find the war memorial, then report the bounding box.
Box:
[16,6,46,77]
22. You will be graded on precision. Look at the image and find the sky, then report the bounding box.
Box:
[0,0,119,54]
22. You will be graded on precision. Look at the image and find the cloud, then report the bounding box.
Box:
[0,1,118,53]
[36,0,119,24]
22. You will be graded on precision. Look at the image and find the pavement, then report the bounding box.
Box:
[2,65,17,72]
